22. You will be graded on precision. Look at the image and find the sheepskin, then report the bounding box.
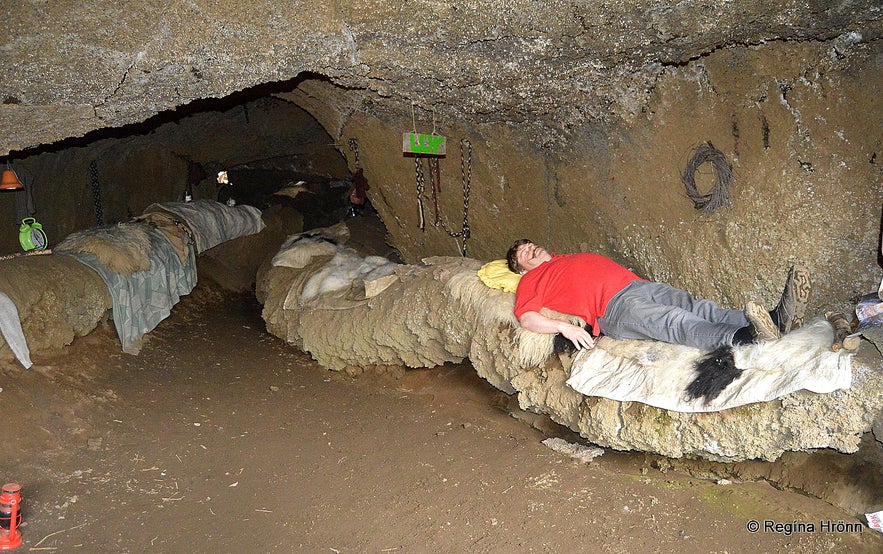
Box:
[55,221,154,276]
[272,183,310,200]
[0,254,111,364]
[137,212,192,264]
[63,228,197,354]
[442,261,568,369]
[565,318,852,412]
[300,250,398,303]
[260,245,561,393]
[272,223,350,269]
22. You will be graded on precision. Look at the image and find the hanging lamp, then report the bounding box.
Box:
[0,167,23,191]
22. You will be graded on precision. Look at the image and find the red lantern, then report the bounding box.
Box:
[0,483,22,550]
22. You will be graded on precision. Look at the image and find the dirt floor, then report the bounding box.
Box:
[0,279,879,554]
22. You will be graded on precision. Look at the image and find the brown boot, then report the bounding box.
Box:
[746,301,781,342]
[771,265,811,333]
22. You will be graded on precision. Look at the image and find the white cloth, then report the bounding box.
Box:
[566,318,852,413]
[0,291,32,369]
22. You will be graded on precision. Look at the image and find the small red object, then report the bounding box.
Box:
[347,168,369,206]
[0,483,22,550]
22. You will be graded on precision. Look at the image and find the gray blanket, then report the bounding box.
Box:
[142,199,265,254]
[61,229,197,355]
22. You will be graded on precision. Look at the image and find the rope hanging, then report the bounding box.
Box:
[682,142,733,215]
[0,249,52,261]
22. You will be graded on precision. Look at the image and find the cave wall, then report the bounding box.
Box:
[604,40,881,309]
[0,97,348,254]
[1,1,880,313]
[337,39,881,314]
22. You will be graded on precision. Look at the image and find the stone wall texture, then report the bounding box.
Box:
[1,2,880,313]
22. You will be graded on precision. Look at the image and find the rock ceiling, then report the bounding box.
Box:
[2,1,880,156]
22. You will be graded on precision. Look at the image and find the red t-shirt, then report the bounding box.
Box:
[513,253,643,335]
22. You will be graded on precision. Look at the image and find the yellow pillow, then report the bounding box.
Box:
[477,259,521,293]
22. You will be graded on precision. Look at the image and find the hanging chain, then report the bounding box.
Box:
[427,138,472,255]
[458,138,472,246]
[412,138,472,256]
[429,157,441,226]
[89,160,103,226]
[348,138,361,170]
[433,139,471,240]
[414,157,426,231]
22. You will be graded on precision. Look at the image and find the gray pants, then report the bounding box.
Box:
[597,281,748,351]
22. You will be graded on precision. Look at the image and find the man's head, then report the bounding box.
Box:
[506,239,552,274]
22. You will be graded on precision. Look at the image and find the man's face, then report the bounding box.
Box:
[515,242,552,273]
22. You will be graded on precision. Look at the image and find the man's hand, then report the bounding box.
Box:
[518,311,595,350]
[558,322,595,350]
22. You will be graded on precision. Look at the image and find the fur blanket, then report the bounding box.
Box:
[566,318,853,413]
[271,223,350,269]
[55,221,154,276]
[300,250,398,302]
[136,212,192,264]
[262,233,564,385]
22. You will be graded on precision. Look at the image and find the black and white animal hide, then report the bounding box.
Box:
[567,319,848,413]
[685,318,839,406]
[685,345,740,404]
[553,324,593,355]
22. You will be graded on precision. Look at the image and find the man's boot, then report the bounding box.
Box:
[771,265,811,334]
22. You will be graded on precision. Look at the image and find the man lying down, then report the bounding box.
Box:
[505,239,812,403]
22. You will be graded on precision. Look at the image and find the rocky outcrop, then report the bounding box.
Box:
[0,253,111,363]
[258,237,883,464]
[197,204,305,292]
[0,203,303,363]
[512,354,883,463]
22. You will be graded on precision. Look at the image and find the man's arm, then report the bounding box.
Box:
[518,311,595,350]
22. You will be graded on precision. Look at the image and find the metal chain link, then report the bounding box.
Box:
[89,160,103,226]
[429,157,441,227]
[420,138,471,256]
[348,138,361,170]
[414,156,426,231]
[458,138,472,247]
